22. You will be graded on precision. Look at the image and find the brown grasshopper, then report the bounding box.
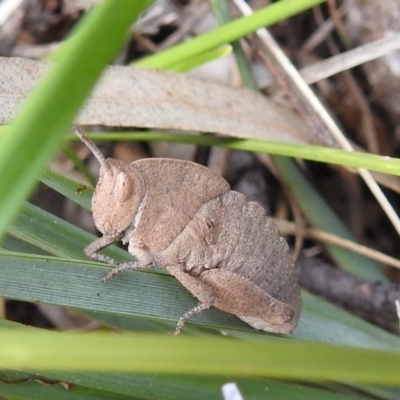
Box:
[75,128,301,334]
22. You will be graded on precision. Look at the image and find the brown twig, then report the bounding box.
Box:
[299,256,400,333]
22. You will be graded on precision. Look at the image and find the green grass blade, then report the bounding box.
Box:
[298,293,399,349]
[0,370,118,400]
[66,132,400,176]
[7,202,130,262]
[1,235,50,256]
[1,249,398,349]
[134,0,326,69]
[0,322,367,400]
[0,329,399,384]
[33,373,368,400]
[0,341,367,400]
[168,45,232,72]
[41,168,92,210]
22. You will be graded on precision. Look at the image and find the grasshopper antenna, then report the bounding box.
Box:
[73,126,111,173]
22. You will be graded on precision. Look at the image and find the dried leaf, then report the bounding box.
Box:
[0,57,318,145]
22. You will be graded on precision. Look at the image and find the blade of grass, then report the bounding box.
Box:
[1,235,50,256]
[35,373,372,400]
[0,329,399,384]
[41,168,92,210]
[65,132,400,177]
[0,248,399,349]
[0,250,266,332]
[0,370,119,400]
[0,347,365,400]
[134,0,326,69]
[168,45,233,72]
[7,202,130,262]
[0,321,366,400]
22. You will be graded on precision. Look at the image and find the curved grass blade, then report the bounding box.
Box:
[0,249,398,349]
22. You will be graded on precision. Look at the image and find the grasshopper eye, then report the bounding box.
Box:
[114,171,133,203]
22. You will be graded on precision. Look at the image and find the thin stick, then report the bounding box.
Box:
[301,32,400,84]
[275,218,400,271]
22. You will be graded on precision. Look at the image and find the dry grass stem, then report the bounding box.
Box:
[301,32,400,84]
[275,218,400,270]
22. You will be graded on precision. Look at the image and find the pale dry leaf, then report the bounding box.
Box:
[0,57,318,145]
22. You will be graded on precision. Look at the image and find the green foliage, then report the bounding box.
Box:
[1,0,399,399]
